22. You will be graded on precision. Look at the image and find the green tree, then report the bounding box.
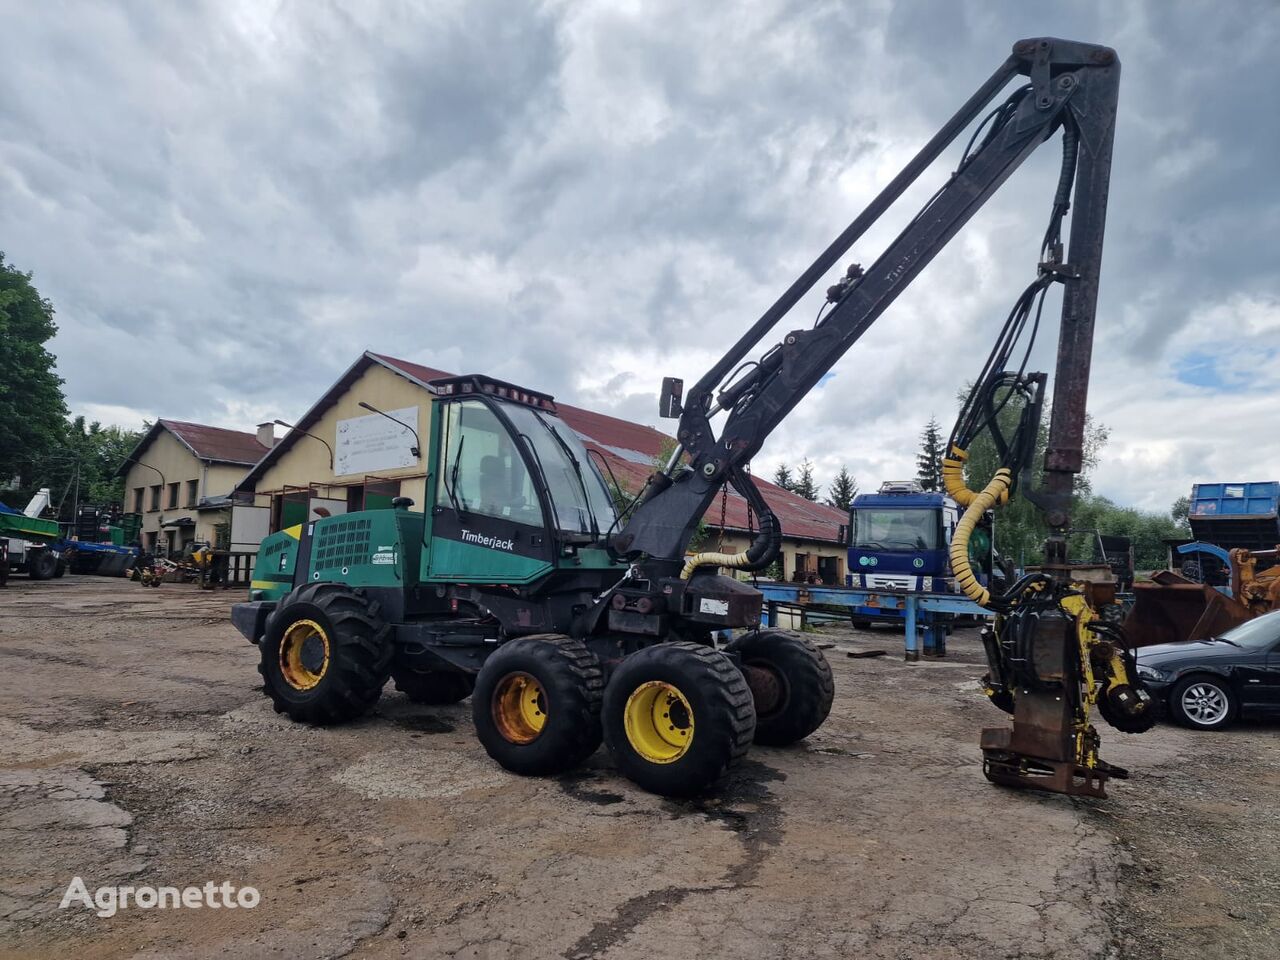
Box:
[0,252,67,502]
[960,385,1108,566]
[826,466,859,512]
[772,464,793,492]
[916,416,944,491]
[38,417,145,516]
[1171,495,1191,532]
[1069,494,1185,571]
[793,459,820,502]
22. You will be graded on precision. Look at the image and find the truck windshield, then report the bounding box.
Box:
[851,508,940,551]
[500,403,618,538]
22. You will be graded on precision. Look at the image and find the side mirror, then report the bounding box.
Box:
[659,377,684,419]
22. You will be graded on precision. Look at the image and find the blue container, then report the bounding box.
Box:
[1188,481,1280,551]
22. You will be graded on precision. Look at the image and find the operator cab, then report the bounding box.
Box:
[427,376,617,564]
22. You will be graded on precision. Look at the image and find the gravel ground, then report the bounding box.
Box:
[0,576,1275,960]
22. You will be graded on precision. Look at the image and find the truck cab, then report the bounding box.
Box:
[847,480,991,594]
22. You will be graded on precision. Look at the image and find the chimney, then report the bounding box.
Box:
[256,422,277,448]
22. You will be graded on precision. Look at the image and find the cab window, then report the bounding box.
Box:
[436,401,544,526]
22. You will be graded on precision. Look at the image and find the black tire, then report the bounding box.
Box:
[727,630,834,746]
[53,558,67,578]
[27,549,57,581]
[258,582,394,725]
[1096,688,1160,734]
[392,666,475,705]
[472,634,603,776]
[1169,674,1237,731]
[603,642,755,798]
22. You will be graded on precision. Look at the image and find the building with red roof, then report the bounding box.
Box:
[115,419,277,554]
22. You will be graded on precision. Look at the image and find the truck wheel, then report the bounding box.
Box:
[258,582,394,725]
[603,642,755,797]
[27,549,57,581]
[53,559,66,577]
[472,634,603,776]
[727,630,834,746]
[393,666,474,705]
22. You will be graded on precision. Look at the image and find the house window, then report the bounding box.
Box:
[186,480,199,508]
[149,486,161,511]
[167,483,180,509]
[133,487,144,513]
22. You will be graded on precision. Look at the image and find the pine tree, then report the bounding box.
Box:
[772,464,793,492]
[794,459,820,502]
[826,466,858,512]
[916,416,944,492]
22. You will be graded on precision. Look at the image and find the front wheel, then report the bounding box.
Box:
[728,630,834,746]
[603,642,755,798]
[258,582,394,725]
[472,634,603,776]
[1169,675,1236,731]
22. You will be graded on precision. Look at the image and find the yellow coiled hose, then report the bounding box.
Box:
[680,550,751,580]
[943,444,1012,609]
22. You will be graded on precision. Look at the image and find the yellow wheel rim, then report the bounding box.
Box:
[492,672,547,744]
[278,619,330,691]
[623,681,694,764]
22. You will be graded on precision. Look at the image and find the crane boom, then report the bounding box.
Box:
[612,37,1119,571]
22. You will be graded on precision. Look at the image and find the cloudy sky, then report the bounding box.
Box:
[3,0,1278,513]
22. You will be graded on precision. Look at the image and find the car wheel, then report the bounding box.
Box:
[1169,674,1236,731]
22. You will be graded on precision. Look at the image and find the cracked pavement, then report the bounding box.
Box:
[0,578,1275,959]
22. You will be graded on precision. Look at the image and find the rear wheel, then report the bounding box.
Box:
[472,634,603,776]
[392,666,474,705]
[258,582,394,725]
[27,549,56,581]
[1169,674,1236,731]
[603,642,755,797]
[728,630,834,746]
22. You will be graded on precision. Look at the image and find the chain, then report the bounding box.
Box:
[716,483,728,551]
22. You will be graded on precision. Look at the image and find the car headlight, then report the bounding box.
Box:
[1136,664,1168,682]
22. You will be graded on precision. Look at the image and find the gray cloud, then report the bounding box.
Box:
[2,0,1278,514]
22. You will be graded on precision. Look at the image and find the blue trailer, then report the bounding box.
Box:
[846,480,993,626]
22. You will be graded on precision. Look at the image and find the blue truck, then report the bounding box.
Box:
[845,480,993,623]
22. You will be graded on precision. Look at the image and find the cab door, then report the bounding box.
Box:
[425,399,555,584]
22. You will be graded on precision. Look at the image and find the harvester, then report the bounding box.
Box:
[235,37,1157,798]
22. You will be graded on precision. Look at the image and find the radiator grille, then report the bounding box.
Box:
[314,517,372,568]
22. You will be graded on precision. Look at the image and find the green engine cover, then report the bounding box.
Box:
[307,510,413,587]
[247,508,425,602]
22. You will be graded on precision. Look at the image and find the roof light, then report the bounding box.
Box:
[428,374,558,412]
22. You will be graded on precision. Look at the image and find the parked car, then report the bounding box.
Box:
[1135,610,1280,730]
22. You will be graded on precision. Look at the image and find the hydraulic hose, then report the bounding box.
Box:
[941,444,1009,509]
[948,465,1013,608]
[680,468,781,580]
